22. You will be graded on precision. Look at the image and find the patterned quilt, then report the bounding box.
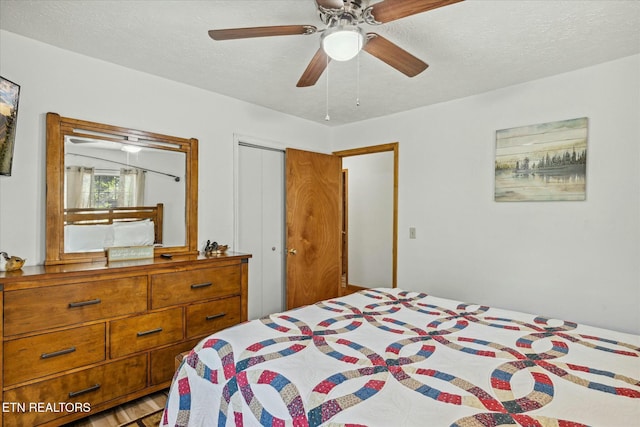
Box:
[162,288,640,426]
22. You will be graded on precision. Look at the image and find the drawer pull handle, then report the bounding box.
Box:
[191,282,212,289]
[41,346,76,359]
[69,383,101,398]
[68,298,101,308]
[206,312,227,321]
[137,327,163,337]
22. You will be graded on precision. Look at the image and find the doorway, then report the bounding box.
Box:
[334,143,398,291]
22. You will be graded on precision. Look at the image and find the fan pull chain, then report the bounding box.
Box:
[356,49,361,107]
[325,54,330,121]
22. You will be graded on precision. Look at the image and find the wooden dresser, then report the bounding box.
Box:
[0,253,250,427]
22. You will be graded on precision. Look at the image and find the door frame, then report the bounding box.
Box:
[341,168,349,289]
[333,142,399,289]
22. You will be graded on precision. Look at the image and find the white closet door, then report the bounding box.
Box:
[238,145,284,320]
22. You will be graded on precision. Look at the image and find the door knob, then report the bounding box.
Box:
[288,248,297,255]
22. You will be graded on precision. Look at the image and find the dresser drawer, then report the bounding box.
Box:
[149,338,200,386]
[2,354,147,427]
[4,276,147,336]
[4,323,105,386]
[151,265,241,309]
[110,308,183,358]
[186,296,241,339]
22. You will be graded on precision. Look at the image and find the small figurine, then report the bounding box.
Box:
[1,251,26,272]
[204,240,217,254]
[204,240,229,256]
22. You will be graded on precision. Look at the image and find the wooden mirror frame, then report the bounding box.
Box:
[333,142,398,289]
[45,113,198,265]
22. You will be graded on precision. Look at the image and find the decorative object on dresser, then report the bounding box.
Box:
[0,252,25,271]
[106,245,155,262]
[203,240,229,256]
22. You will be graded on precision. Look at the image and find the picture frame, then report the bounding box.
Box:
[0,76,21,176]
[106,245,155,262]
[495,117,588,202]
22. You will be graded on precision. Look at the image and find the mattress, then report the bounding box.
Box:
[162,288,639,426]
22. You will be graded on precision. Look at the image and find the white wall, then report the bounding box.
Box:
[0,30,328,265]
[343,152,393,287]
[330,55,640,335]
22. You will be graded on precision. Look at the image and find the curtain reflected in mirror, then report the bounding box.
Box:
[118,168,146,206]
[65,166,94,209]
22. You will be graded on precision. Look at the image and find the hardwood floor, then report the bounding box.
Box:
[62,390,167,427]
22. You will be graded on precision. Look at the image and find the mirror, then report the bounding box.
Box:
[45,113,198,265]
[334,143,398,289]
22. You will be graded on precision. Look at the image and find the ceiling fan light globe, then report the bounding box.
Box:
[121,145,142,153]
[322,26,365,61]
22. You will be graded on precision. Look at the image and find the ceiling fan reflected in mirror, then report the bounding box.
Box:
[208,0,464,87]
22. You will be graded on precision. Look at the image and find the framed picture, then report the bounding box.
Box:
[0,76,21,176]
[495,117,588,202]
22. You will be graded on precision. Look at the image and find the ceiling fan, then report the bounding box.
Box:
[208,0,463,87]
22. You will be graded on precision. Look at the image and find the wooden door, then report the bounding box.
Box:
[285,148,342,309]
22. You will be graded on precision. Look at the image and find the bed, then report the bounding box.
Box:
[63,203,163,252]
[162,288,639,426]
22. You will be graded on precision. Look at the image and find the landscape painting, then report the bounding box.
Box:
[0,77,21,176]
[495,117,588,202]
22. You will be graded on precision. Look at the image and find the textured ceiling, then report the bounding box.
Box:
[1,0,639,126]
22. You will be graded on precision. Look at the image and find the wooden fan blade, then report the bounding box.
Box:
[368,0,463,24]
[208,25,316,41]
[315,0,344,9]
[297,48,330,87]
[363,33,428,77]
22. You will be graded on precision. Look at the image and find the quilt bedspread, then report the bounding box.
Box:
[162,288,640,426]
